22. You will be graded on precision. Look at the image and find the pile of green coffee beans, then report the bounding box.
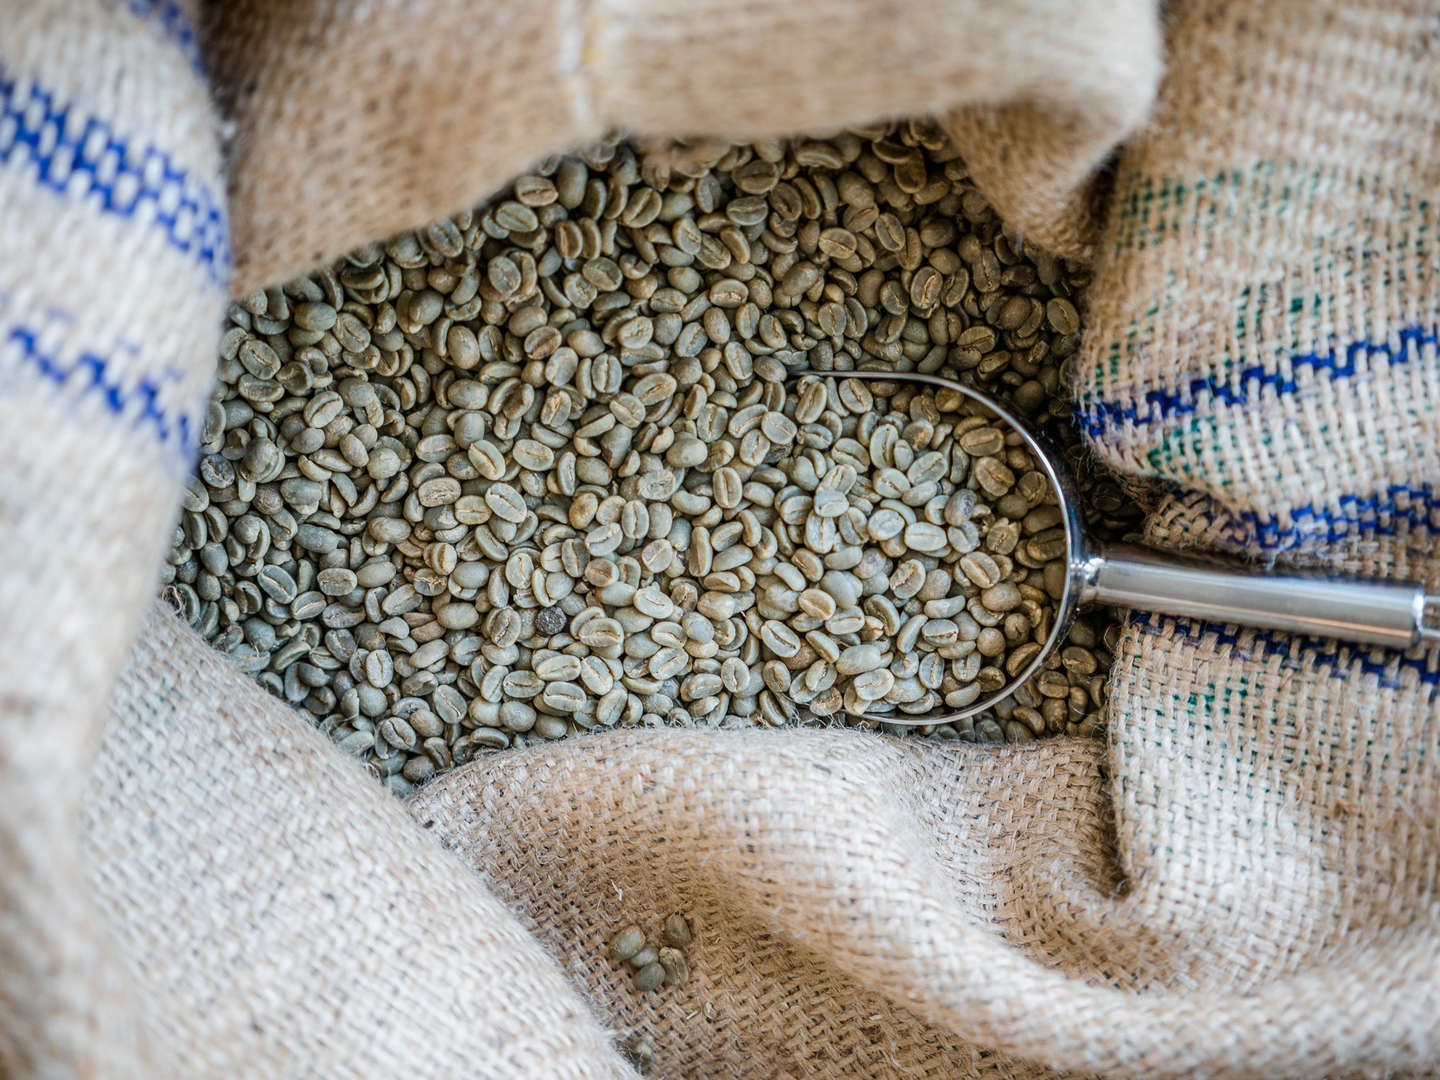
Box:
[608,912,694,994]
[163,120,1144,795]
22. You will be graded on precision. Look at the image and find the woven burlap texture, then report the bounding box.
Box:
[5,0,1439,1077]
[0,2,227,1074]
[204,0,1160,292]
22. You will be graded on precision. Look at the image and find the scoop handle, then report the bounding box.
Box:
[1078,542,1432,649]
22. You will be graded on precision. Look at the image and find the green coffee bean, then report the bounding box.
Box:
[609,925,646,962]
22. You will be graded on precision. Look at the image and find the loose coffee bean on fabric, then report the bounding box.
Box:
[162,121,1150,794]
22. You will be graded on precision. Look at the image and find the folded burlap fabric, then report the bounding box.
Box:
[2,1,1436,1077]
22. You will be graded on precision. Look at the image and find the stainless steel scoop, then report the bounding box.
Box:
[793,368,1440,726]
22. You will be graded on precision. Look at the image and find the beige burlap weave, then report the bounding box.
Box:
[4,0,1438,1077]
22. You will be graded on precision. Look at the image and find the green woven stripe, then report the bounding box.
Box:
[1109,160,1330,255]
[1096,281,1171,383]
[1112,162,1431,256]
[1142,413,1241,487]
[1097,158,1430,390]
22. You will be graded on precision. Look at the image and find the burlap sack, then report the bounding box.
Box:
[4,0,1437,1077]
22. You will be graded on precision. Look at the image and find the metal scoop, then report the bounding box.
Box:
[793,368,1440,726]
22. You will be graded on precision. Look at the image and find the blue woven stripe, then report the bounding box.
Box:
[0,308,195,455]
[1078,324,1437,439]
[110,0,205,75]
[0,72,229,284]
[1234,484,1440,551]
[1131,612,1440,691]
